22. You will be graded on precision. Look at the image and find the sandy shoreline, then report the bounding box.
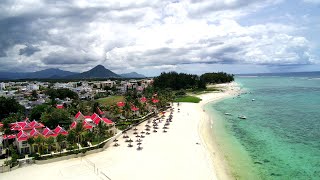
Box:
[1,82,240,180]
[197,82,242,180]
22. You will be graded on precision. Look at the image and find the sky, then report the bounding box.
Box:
[0,0,319,76]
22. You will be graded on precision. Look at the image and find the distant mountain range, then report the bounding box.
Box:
[0,65,146,80]
[119,72,146,78]
[0,68,77,80]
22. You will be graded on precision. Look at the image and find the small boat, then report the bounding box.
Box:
[224,113,232,115]
[252,99,255,101]
[238,115,247,119]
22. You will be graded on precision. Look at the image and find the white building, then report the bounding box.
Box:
[27,84,39,91]
[0,82,5,91]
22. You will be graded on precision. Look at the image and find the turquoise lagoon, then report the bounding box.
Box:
[205,75,320,180]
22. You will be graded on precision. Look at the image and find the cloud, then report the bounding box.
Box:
[42,50,97,65]
[303,0,320,4]
[0,0,317,74]
[19,44,41,56]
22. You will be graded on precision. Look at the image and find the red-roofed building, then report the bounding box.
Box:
[3,134,16,140]
[83,121,93,130]
[53,125,68,135]
[101,118,113,125]
[29,120,45,129]
[70,111,116,134]
[42,127,57,137]
[152,98,159,103]
[75,111,84,119]
[16,130,30,154]
[140,97,147,103]
[29,128,41,137]
[131,106,139,111]
[92,116,102,125]
[117,101,125,107]
[70,121,77,129]
[56,104,64,109]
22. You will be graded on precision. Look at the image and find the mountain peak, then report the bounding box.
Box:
[66,65,120,79]
[92,65,106,70]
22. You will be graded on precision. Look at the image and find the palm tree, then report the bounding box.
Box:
[74,122,85,149]
[46,137,55,153]
[34,136,45,155]
[66,130,76,149]
[27,137,35,154]
[56,134,66,154]
[95,121,107,142]
[83,131,94,145]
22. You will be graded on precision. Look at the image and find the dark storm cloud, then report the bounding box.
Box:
[42,51,96,65]
[19,45,41,56]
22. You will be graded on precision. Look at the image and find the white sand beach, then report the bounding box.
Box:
[1,82,240,180]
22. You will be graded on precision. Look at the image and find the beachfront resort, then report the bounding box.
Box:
[0,72,236,179]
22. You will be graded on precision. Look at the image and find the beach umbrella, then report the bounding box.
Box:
[114,143,119,147]
[137,145,143,151]
[113,139,118,142]
[153,130,157,133]
[137,142,142,145]
[145,128,150,131]
[136,139,142,142]
[140,135,145,138]
[134,127,138,131]
[146,132,150,135]
[125,139,130,142]
[163,130,167,133]
[136,135,140,138]
[133,132,138,135]
[128,143,133,147]
[128,139,133,142]
[141,131,145,134]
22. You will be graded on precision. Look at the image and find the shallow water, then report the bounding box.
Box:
[206,76,320,180]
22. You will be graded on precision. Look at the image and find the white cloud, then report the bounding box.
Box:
[0,0,317,74]
[303,0,320,4]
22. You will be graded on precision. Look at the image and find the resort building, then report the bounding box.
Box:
[73,111,116,134]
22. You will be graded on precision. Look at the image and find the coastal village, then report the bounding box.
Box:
[0,71,235,179]
[0,79,156,166]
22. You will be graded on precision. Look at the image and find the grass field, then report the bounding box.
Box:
[174,96,202,103]
[96,96,124,106]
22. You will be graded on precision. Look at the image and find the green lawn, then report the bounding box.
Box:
[96,96,125,106]
[174,96,202,103]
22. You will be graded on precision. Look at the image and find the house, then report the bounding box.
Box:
[73,111,116,134]
[10,120,45,154]
[0,82,5,91]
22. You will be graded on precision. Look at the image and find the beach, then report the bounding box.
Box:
[1,82,240,180]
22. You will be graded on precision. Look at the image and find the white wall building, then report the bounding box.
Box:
[0,82,5,91]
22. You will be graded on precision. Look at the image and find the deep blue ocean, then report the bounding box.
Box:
[207,74,320,180]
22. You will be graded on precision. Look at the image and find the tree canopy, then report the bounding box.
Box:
[45,88,78,100]
[153,72,202,90]
[153,71,233,90]
[200,72,234,84]
[40,108,72,129]
[29,104,51,121]
[0,97,25,120]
